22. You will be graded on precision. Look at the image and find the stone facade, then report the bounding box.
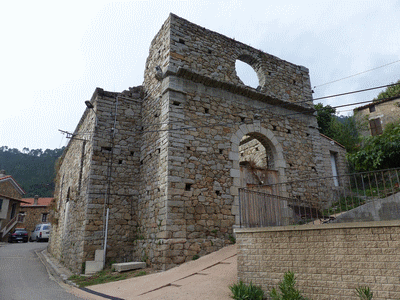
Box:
[236,221,400,300]
[0,178,24,200]
[20,196,53,237]
[354,96,400,137]
[49,14,346,273]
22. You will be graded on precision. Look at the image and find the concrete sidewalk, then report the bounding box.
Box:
[67,245,237,300]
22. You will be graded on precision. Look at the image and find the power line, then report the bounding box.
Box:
[60,82,398,136]
[313,82,400,101]
[137,82,399,129]
[313,59,400,89]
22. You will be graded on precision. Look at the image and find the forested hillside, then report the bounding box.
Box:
[0,146,65,197]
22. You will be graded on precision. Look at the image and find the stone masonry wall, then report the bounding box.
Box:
[166,14,313,108]
[154,73,321,268]
[239,138,269,169]
[50,14,347,272]
[139,14,335,269]
[0,181,23,200]
[21,206,51,236]
[49,100,96,272]
[85,88,143,265]
[354,97,400,137]
[236,221,400,300]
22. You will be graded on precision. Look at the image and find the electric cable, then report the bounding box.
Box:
[313,59,400,89]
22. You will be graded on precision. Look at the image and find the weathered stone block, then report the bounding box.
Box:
[112,262,146,272]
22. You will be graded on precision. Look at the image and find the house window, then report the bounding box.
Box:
[42,213,48,223]
[369,118,383,136]
[369,105,376,113]
[18,212,25,223]
[330,151,339,187]
[0,199,2,211]
[10,203,17,219]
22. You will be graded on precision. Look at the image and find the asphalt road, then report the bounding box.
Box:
[0,241,85,300]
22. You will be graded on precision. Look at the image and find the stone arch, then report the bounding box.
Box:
[236,53,267,89]
[229,124,287,225]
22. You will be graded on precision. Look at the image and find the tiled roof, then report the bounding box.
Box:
[320,133,345,149]
[21,197,53,207]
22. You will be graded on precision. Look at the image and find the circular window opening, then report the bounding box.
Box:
[235,60,259,89]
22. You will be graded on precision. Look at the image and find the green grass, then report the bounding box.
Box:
[324,196,366,215]
[69,270,128,287]
[134,270,147,277]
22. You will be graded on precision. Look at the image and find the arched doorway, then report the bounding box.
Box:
[239,132,279,192]
[230,124,287,226]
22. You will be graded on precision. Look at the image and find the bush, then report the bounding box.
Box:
[229,280,265,300]
[269,271,309,300]
[348,121,400,171]
[355,286,373,300]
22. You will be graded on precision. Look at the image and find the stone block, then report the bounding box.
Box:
[85,261,103,275]
[95,249,104,262]
[112,262,146,272]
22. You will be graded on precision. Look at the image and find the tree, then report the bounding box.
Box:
[347,121,400,171]
[314,103,359,153]
[314,103,336,137]
[330,116,359,153]
[0,146,65,197]
[374,80,400,101]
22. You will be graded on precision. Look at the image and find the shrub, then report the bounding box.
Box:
[269,271,309,300]
[229,280,265,300]
[355,286,373,300]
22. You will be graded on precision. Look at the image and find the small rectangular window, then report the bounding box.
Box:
[369,105,376,113]
[369,118,383,136]
[0,199,2,211]
[18,213,25,223]
[42,213,48,223]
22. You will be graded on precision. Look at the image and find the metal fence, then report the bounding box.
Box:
[239,168,400,228]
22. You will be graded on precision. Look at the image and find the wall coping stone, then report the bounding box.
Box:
[234,219,400,234]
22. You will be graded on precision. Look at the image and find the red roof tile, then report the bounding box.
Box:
[21,197,53,207]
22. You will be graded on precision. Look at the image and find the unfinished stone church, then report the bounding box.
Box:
[49,14,346,273]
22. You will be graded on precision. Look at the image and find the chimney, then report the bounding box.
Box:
[34,195,39,205]
[0,170,6,177]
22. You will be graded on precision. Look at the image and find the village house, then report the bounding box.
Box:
[0,170,27,240]
[354,96,400,137]
[49,14,347,273]
[20,195,53,239]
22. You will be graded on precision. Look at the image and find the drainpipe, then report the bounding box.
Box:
[103,207,109,267]
[102,94,119,267]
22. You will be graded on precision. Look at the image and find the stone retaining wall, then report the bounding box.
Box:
[235,221,400,300]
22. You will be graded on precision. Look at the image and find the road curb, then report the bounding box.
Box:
[35,248,79,288]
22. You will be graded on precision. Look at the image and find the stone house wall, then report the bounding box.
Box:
[235,221,400,300]
[0,181,23,200]
[49,87,144,272]
[20,206,50,235]
[354,97,400,137]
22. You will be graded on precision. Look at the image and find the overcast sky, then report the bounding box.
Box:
[1,0,399,151]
